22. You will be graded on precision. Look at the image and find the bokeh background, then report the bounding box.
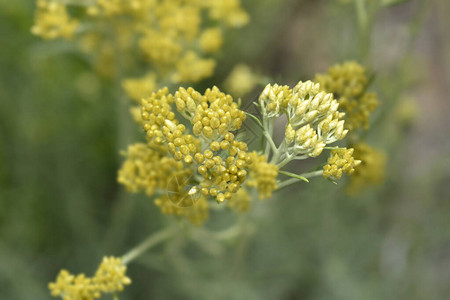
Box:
[1,0,450,299]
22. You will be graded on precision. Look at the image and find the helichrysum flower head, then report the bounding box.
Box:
[31,0,79,40]
[323,148,361,181]
[139,86,252,207]
[347,143,387,194]
[49,256,131,300]
[315,61,379,131]
[259,81,347,159]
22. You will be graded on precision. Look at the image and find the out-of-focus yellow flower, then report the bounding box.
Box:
[172,51,216,83]
[224,64,259,97]
[31,0,78,40]
[118,143,184,197]
[49,256,131,300]
[122,73,157,103]
[206,0,250,27]
[347,143,386,194]
[199,27,223,53]
[227,186,252,212]
[247,153,279,199]
[129,106,143,125]
[395,97,419,127]
[156,192,209,226]
[315,61,379,131]
[323,148,361,181]
[157,2,201,40]
[139,30,182,65]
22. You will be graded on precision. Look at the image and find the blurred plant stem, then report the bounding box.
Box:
[122,226,175,265]
[368,0,432,137]
[231,214,252,276]
[355,0,381,64]
[102,53,136,251]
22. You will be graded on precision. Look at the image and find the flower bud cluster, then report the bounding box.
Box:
[315,61,379,131]
[323,148,361,181]
[247,153,279,199]
[121,86,252,220]
[31,0,79,40]
[260,81,347,159]
[117,143,183,197]
[49,257,131,300]
[259,84,292,118]
[141,88,203,167]
[175,86,246,140]
[94,257,131,293]
[196,133,253,203]
[118,143,210,225]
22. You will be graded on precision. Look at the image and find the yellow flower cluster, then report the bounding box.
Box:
[118,142,209,225]
[196,134,252,203]
[49,256,131,300]
[31,0,79,40]
[247,153,279,199]
[32,0,248,83]
[140,86,251,204]
[315,61,379,131]
[260,81,348,159]
[117,143,183,196]
[347,143,386,194]
[175,86,246,139]
[323,148,361,181]
[119,85,253,223]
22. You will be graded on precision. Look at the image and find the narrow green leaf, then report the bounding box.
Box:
[279,170,309,183]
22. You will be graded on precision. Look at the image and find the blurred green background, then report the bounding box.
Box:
[1,0,450,299]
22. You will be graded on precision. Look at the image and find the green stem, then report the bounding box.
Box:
[122,227,174,265]
[270,139,287,165]
[354,0,380,64]
[263,117,275,157]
